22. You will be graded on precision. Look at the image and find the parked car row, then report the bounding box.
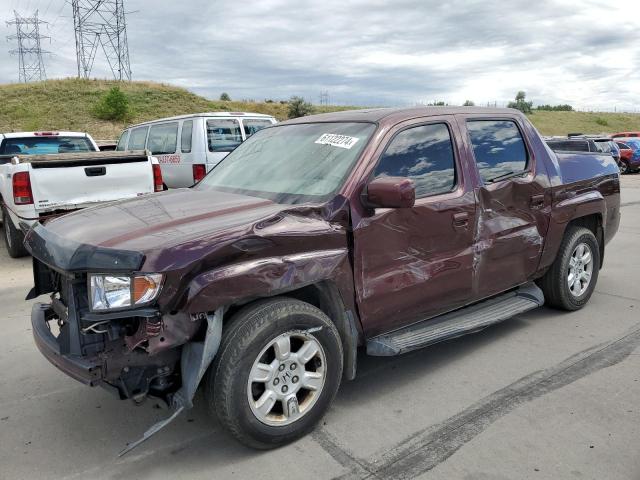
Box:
[0,112,277,257]
[545,132,640,174]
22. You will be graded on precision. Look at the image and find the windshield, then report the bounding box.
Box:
[0,136,95,155]
[197,122,376,204]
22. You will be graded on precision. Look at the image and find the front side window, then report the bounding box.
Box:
[373,123,456,198]
[116,130,129,151]
[243,119,273,138]
[128,126,149,150]
[207,119,242,152]
[181,120,193,153]
[197,122,376,204]
[147,122,178,155]
[467,120,528,183]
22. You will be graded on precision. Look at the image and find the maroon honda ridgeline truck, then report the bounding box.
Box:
[25,107,620,451]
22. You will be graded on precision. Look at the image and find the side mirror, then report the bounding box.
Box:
[363,177,415,209]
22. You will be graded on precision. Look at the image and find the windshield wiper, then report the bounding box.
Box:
[485,170,525,183]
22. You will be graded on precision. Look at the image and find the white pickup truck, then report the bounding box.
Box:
[0,131,162,258]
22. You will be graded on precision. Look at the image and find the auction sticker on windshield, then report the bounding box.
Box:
[315,133,360,149]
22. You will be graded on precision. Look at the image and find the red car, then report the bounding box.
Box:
[611,131,640,139]
[615,139,640,174]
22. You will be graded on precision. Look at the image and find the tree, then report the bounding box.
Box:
[463,100,475,106]
[507,91,533,114]
[287,96,315,119]
[220,92,231,101]
[93,86,130,121]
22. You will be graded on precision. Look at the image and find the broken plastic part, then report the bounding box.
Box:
[118,308,223,457]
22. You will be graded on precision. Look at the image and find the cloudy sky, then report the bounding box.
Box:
[1,0,638,110]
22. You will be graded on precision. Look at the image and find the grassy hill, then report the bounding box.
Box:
[0,78,638,140]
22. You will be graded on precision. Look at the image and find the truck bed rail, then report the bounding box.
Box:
[0,150,150,166]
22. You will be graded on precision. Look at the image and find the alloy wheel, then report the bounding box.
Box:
[567,242,593,297]
[247,331,326,426]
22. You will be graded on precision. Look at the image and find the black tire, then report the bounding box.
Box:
[619,161,629,174]
[206,297,343,449]
[2,206,28,258]
[538,226,600,311]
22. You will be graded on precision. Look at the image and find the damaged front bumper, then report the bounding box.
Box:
[31,302,102,385]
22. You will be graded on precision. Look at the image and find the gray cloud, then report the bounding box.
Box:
[1,0,638,110]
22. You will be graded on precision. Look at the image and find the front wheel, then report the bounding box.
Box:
[206,298,343,449]
[538,226,600,311]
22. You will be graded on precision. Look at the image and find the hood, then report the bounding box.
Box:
[26,188,348,273]
[27,189,291,271]
[43,189,283,249]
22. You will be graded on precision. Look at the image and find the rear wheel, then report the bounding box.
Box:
[2,206,28,258]
[538,226,600,311]
[206,298,343,449]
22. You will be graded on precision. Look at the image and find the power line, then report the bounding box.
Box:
[71,0,131,80]
[6,10,51,83]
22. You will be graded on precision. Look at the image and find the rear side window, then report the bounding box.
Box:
[128,126,149,150]
[617,142,630,149]
[243,119,273,138]
[147,122,178,155]
[116,130,129,151]
[374,123,456,198]
[207,119,242,152]
[467,120,528,183]
[181,120,193,153]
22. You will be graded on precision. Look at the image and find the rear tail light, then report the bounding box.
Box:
[12,171,33,205]
[193,164,206,183]
[152,164,163,192]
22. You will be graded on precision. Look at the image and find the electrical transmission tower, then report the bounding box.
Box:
[319,90,329,106]
[71,0,132,80]
[6,10,50,83]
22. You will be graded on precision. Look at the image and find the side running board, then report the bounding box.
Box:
[367,282,544,356]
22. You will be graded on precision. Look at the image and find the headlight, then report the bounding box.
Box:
[89,274,163,311]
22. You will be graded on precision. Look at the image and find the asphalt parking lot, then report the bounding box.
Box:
[1,175,639,480]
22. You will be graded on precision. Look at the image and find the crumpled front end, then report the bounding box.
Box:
[25,224,198,403]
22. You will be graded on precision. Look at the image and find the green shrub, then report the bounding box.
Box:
[595,117,609,126]
[508,91,533,114]
[287,96,315,119]
[220,92,231,101]
[93,86,130,121]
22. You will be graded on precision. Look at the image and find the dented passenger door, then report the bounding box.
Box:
[352,117,477,338]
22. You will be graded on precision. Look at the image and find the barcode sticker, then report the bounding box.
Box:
[315,133,359,149]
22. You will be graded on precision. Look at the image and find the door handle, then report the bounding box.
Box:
[530,194,545,208]
[453,212,469,228]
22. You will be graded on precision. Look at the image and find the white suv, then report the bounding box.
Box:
[116,112,277,188]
